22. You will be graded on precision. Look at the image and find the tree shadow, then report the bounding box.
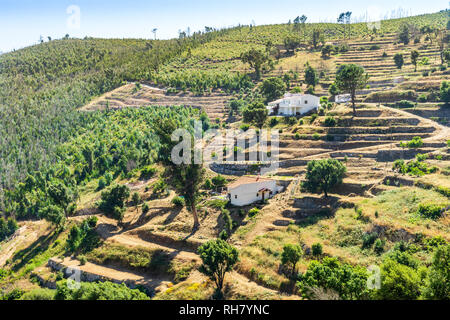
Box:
[10,229,59,272]
[162,207,183,225]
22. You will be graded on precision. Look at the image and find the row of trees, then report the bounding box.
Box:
[0,28,227,211]
[280,239,449,300]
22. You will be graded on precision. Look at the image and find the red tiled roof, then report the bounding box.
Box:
[227,176,274,190]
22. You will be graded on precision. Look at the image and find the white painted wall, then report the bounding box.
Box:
[268,94,319,116]
[228,180,282,206]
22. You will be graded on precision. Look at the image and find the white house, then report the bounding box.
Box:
[335,94,351,104]
[267,93,319,116]
[227,176,283,206]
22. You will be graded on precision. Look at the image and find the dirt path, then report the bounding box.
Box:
[0,223,43,267]
[238,179,299,245]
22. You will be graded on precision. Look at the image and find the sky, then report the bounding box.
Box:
[0,0,448,53]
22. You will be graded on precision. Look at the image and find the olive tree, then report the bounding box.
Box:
[281,244,303,276]
[303,159,346,197]
[198,239,239,295]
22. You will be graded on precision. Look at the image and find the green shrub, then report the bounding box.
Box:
[269,117,279,127]
[142,202,150,214]
[248,207,260,217]
[417,94,427,102]
[172,196,185,207]
[212,175,227,189]
[140,166,157,179]
[400,136,423,148]
[20,288,55,300]
[55,280,150,300]
[312,133,321,140]
[240,123,250,132]
[417,203,446,220]
[392,100,416,108]
[374,238,386,254]
[362,232,378,249]
[311,243,323,256]
[324,116,337,127]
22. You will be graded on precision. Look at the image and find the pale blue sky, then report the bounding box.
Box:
[0,0,448,52]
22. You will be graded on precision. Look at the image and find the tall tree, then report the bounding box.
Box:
[338,12,352,39]
[410,50,420,72]
[311,29,323,49]
[335,64,369,116]
[155,119,205,229]
[304,62,319,88]
[240,48,270,80]
[398,24,410,45]
[394,53,404,69]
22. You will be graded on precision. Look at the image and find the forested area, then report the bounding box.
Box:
[1,106,198,224]
[0,30,225,214]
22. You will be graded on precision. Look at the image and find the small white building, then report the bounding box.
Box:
[227,176,283,207]
[335,94,351,104]
[267,93,319,116]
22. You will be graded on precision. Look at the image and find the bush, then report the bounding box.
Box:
[20,288,55,300]
[269,117,279,127]
[142,202,150,214]
[377,259,421,300]
[67,216,100,253]
[248,207,260,217]
[374,239,385,254]
[417,94,427,102]
[98,184,130,219]
[362,232,378,249]
[172,196,185,207]
[132,192,141,206]
[0,217,18,242]
[140,166,157,179]
[392,100,416,108]
[394,53,404,69]
[422,244,450,299]
[55,280,150,300]
[440,81,450,105]
[211,175,227,189]
[97,177,107,191]
[417,203,446,220]
[400,136,423,148]
[324,116,337,127]
[240,123,250,132]
[306,85,315,94]
[311,243,323,256]
[298,257,369,300]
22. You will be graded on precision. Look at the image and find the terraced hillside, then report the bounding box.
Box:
[81,83,234,121]
[1,10,449,301]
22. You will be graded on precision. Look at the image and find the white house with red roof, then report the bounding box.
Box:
[227,176,283,206]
